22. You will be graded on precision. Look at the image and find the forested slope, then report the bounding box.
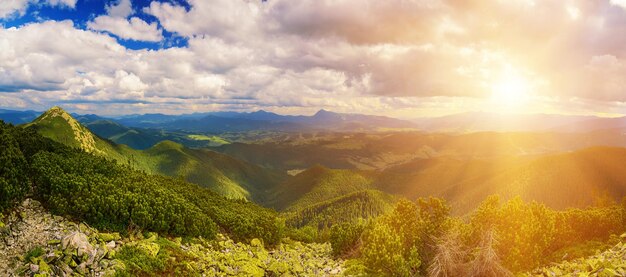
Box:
[25,107,286,203]
[0,120,283,244]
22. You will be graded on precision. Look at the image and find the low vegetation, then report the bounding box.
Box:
[331,196,626,276]
[522,234,626,276]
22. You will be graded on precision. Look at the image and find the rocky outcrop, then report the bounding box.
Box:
[0,199,345,276]
[0,199,124,276]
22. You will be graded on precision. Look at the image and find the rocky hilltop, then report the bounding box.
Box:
[0,199,123,276]
[0,199,344,276]
[26,107,102,155]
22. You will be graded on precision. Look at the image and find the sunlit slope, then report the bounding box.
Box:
[26,106,103,154]
[447,147,626,212]
[273,165,375,211]
[213,131,626,172]
[26,107,285,203]
[374,157,528,200]
[284,189,396,230]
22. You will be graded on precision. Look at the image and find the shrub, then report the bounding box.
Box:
[0,122,29,212]
[329,220,366,257]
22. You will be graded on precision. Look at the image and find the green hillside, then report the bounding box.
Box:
[82,119,230,149]
[145,141,284,202]
[0,120,282,243]
[84,119,161,150]
[25,106,103,155]
[284,189,396,230]
[273,165,374,211]
[25,107,285,203]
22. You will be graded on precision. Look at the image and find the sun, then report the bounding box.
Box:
[490,69,531,107]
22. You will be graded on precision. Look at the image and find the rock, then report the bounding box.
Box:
[67,257,78,268]
[59,262,73,275]
[61,232,93,257]
[47,239,61,245]
[98,233,121,242]
[100,259,109,268]
[109,260,126,271]
[97,247,108,261]
[76,262,88,274]
[106,249,116,259]
[44,251,58,262]
[30,263,39,273]
[38,260,51,273]
[105,240,115,249]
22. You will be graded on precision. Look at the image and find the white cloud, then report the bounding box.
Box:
[0,0,30,19]
[45,0,77,8]
[144,0,261,41]
[88,16,163,42]
[0,0,77,19]
[611,0,626,9]
[116,70,147,94]
[7,0,626,117]
[106,0,133,18]
[87,0,162,42]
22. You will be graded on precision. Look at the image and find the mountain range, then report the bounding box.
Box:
[4,106,626,216]
[25,107,286,203]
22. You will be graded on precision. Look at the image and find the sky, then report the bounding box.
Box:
[3,0,626,117]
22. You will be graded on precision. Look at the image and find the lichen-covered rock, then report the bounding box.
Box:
[0,199,126,276]
[61,232,94,257]
[2,199,346,276]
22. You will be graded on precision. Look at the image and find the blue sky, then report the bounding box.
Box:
[1,0,189,49]
[2,0,626,117]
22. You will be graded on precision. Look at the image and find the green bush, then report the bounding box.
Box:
[0,122,29,212]
[329,220,366,257]
[468,195,626,272]
[360,198,451,276]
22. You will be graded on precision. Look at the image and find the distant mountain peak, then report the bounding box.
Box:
[313,109,340,118]
[314,109,332,115]
[33,106,102,154]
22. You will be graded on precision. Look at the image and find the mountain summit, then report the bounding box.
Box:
[27,106,102,154]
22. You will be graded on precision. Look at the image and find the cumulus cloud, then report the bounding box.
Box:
[87,0,162,42]
[144,0,261,41]
[0,0,76,19]
[0,0,30,19]
[88,16,162,42]
[45,0,76,8]
[106,0,133,18]
[5,0,626,116]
